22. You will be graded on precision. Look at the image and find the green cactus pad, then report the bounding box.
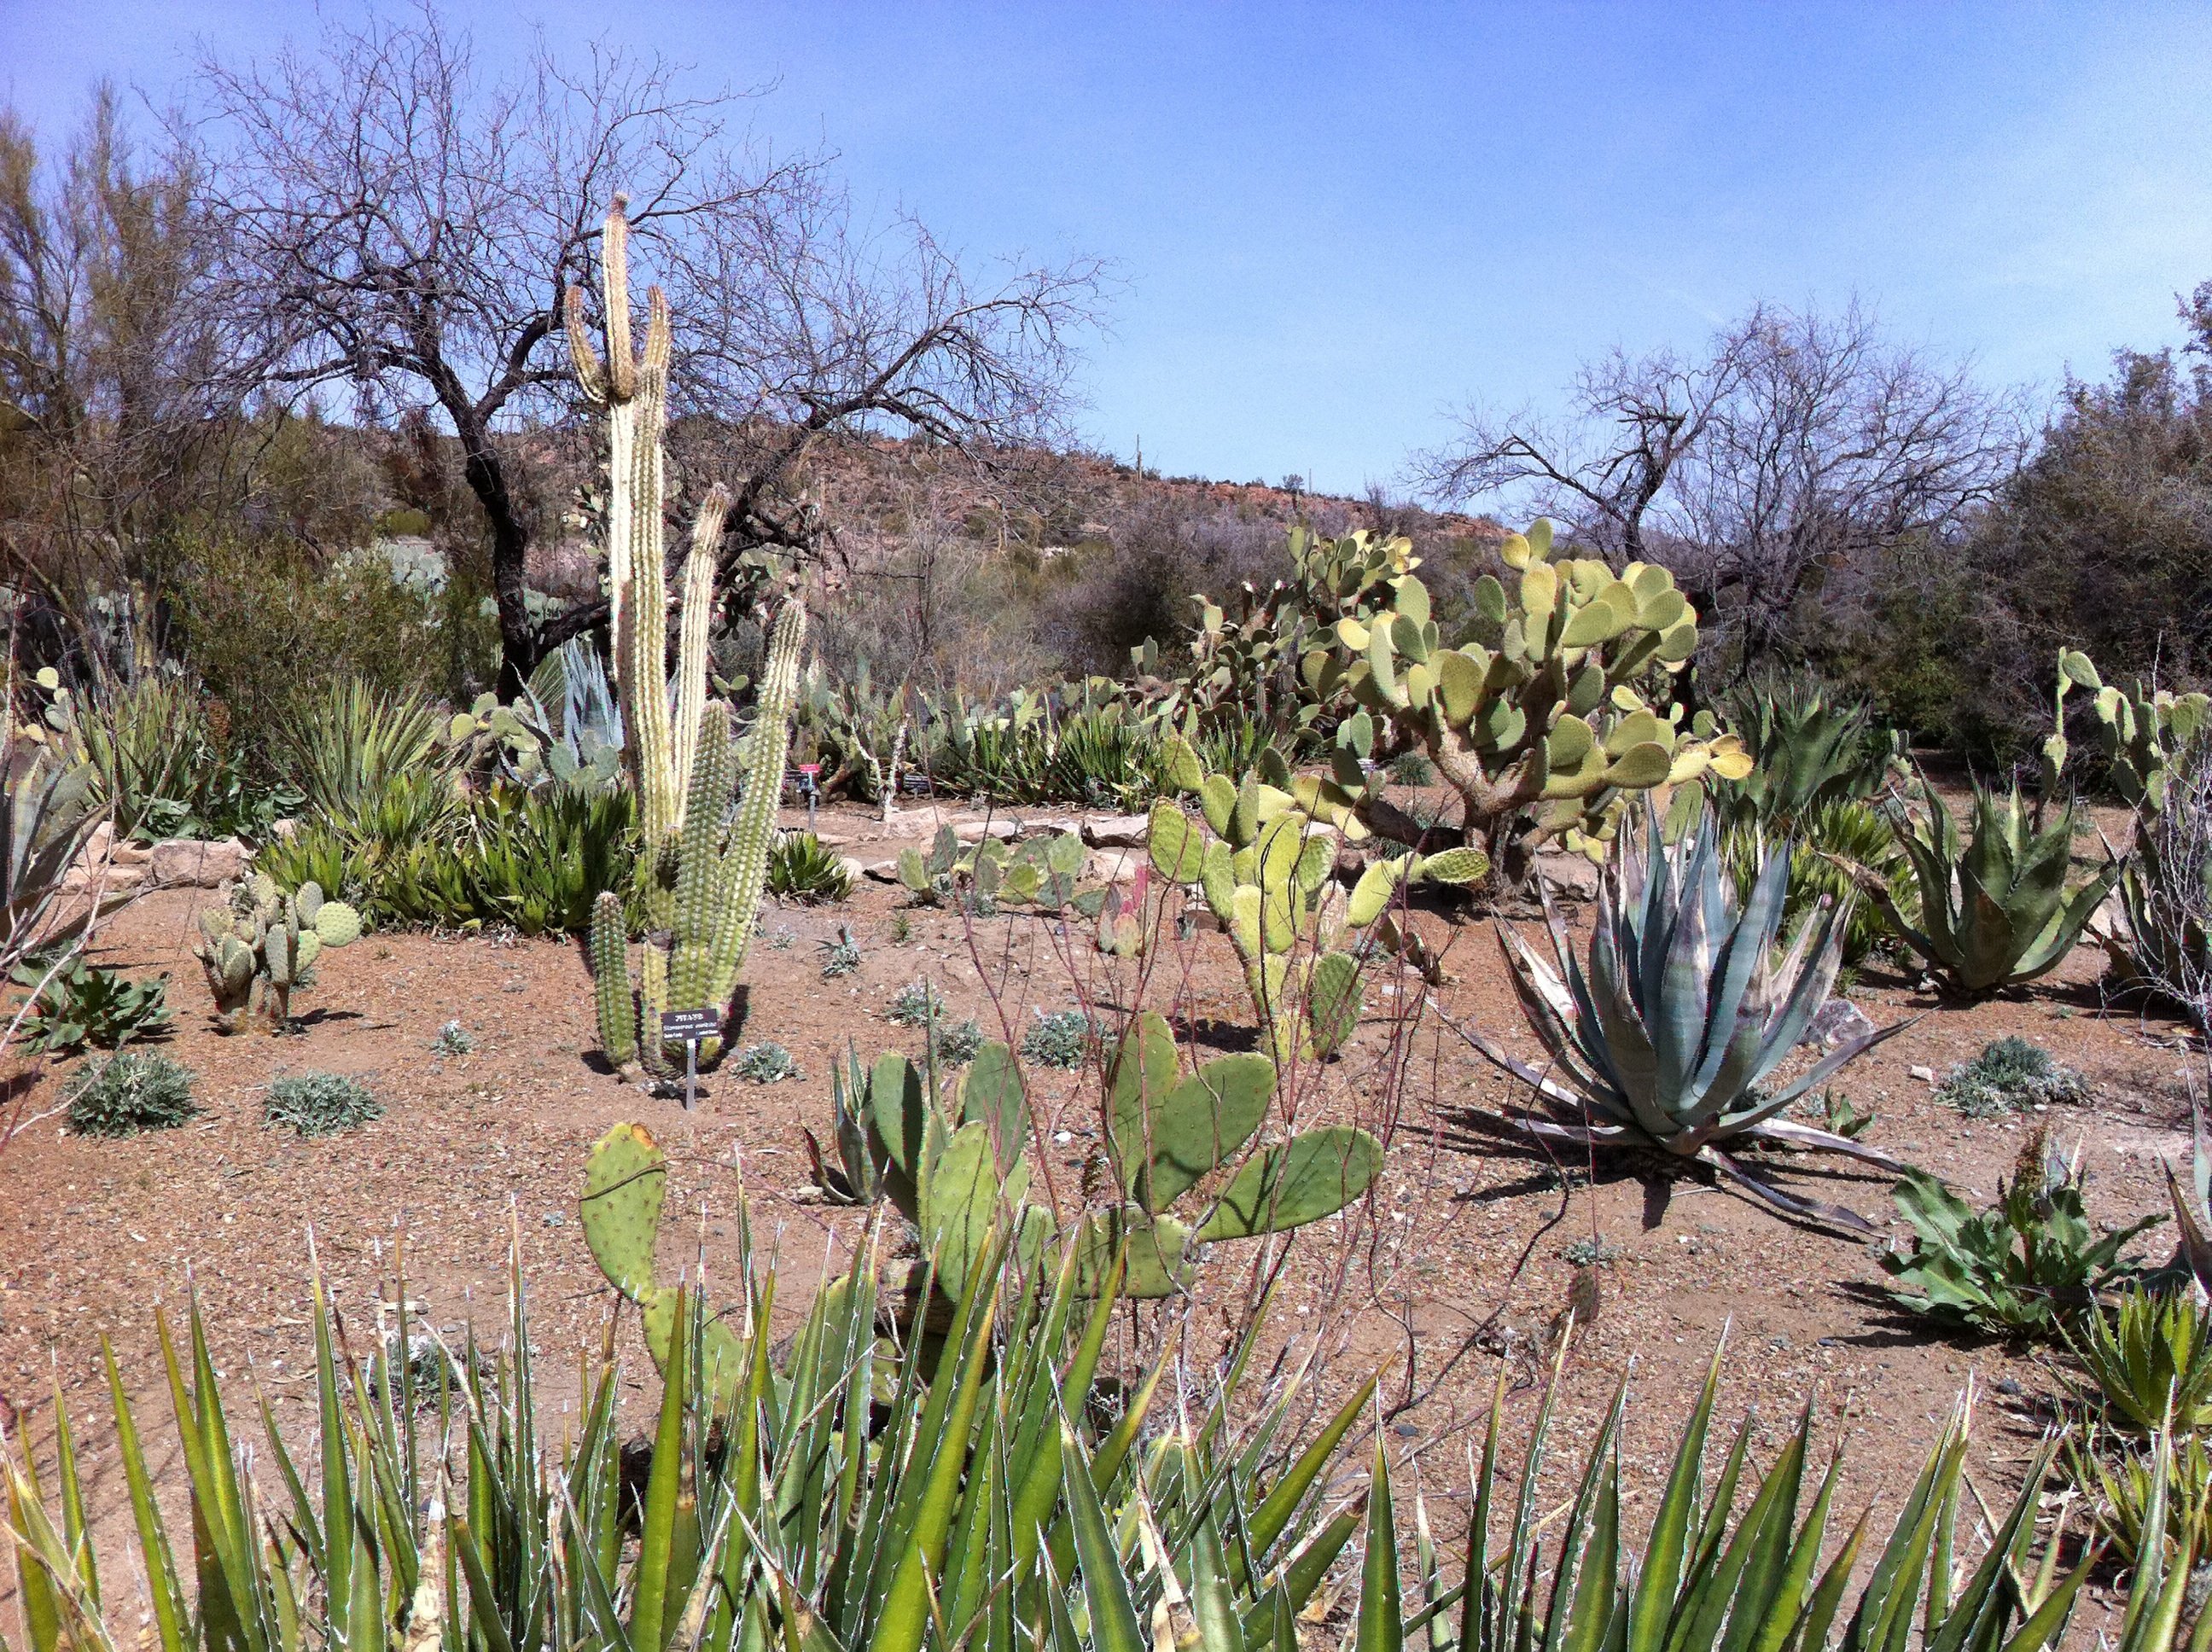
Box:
[1074,1207,1196,1299]
[1348,859,1410,927]
[1148,802,1206,882]
[1306,952,1363,1058]
[1417,846,1490,885]
[1197,1126,1382,1241]
[580,1121,667,1302]
[920,1119,1024,1300]
[312,902,362,948]
[1121,1051,1276,1210]
[957,1039,1027,1177]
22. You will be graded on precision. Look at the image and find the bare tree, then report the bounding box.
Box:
[1413,302,2024,674]
[189,4,1105,694]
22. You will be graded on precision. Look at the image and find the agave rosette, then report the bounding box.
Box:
[1463,808,1912,1229]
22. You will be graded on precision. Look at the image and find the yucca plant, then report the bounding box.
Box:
[275,677,448,822]
[2069,1288,2212,1433]
[3,1216,1382,1652]
[1709,670,1903,831]
[1862,777,2119,998]
[768,829,854,902]
[2065,1423,2212,1578]
[1462,803,1912,1229]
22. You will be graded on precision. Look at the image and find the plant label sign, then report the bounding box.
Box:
[661,1009,721,1042]
[661,1009,721,1109]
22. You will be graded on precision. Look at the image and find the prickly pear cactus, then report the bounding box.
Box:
[194,876,361,1033]
[804,1012,1382,1302]
[1149,736,1485,1062]
[579,1122,749,1399]
[1299,520,1750,891]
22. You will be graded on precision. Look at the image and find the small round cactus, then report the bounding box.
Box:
[313,901,362,949]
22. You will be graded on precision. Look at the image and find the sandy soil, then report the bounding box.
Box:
[0,798,2196,1634]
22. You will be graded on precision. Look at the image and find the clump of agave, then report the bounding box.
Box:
[1460,804,1912,1229]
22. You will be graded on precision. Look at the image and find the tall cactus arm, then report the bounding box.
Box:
[670,706,736,1015]
[622,287,679,847]
[590,892,638,1074]
[709,599,809,1003]
[671,486,731,792]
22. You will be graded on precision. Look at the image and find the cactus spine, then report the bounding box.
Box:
[570,201,809,1081]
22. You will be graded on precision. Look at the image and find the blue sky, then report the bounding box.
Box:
[6,2,2212,498]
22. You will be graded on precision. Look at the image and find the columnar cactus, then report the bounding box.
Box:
[1300,521,1751,890]
[1148,736,1485,1063]
[569,201,808,1081]
[193,873,361,1033]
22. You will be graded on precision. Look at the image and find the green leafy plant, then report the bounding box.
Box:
[732,1042,800,1084]
[818,925,862,978]
[898,824,1087,913]
[768,830,853,902]
[1464,803,1911,1229]
[1863,778,2119,998]
[1020,1008,1095,1067]
[1883,1134,2162,1339]
[2068,1288,2212,1434]
[1709,671,1904,831]
[63,1050,197,1137]
[1936,1035,2091,1117]
[432,1019,474,1056]
[9,955,169,1051]
[275,677,447,823]
[573,202,806,1083]
[265,1072,382,1136]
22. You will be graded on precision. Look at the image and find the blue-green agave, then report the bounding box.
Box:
[1463,807,1912,1230]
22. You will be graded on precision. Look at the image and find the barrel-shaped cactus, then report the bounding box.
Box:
[1299,521,1750,891]
[193,875,361,1033]
[570,201,807,1083]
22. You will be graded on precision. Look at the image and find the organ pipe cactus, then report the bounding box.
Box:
[1866,779,2120,999]
[192,872,361,1033]
[1458,805,1912,1230]
[1149,734,1485,1062]
[569,200,807,1080]
[1300,521,1752,891]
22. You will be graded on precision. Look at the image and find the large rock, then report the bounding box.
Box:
[150,836,251,888]
[1533,853,1600,900]
[1080,813,1151,849]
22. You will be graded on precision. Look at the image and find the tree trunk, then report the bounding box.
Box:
[448,406,538,698]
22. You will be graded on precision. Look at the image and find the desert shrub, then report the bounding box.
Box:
[768,832,853,903]
[171,532,489,773]
[10,955,170,1051]
[1385,749,1435,786]
[433,1020,474,1056]
[1020,1008,1097,1067]
[65,1052,198,1137]
[930,1017,985,1066]
[1883,1134,2158,1339]
[732,1043,800,1084]
[887,979,943,1027]
[1936,1036,2090,1117]
[818,927,861,978]
[276,678,449,823]
[265,1072,381,1136]
[46,671,297,843]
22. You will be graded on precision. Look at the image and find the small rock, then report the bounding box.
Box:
[1080,813,1151,849]
[863,859,903,882]
[1995,1378,2024,1397]
[1909,1065,1937,1084]
[838,856,870,885]
[1803,998,1877,1051]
